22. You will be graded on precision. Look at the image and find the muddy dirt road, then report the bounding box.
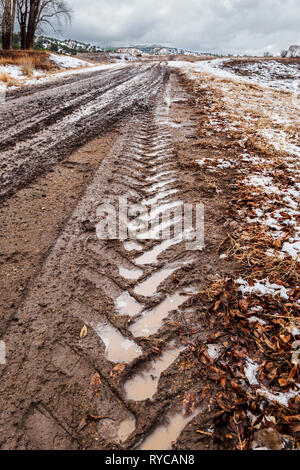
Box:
[0,64,167,202]
[0,64,239,450]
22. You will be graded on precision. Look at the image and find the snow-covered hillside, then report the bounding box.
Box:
[169,58,300,93]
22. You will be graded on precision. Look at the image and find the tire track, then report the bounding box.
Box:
[0,79,201,450]
[0,64,167,203]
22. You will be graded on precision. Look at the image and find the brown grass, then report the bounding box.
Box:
[0,72,19,87]
[20,57,33,77]
[173,54,216,63]
[0,50,56,72]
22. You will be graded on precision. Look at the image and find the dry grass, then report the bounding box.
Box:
[190,69,300,159]
[19,57,33,77]
[176,67,300,450]
[0,72,19,87]
[0,50,56,72]
[173,54,216,63]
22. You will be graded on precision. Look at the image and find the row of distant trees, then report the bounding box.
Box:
[0,0,71,50]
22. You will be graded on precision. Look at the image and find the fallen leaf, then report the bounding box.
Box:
[283,415,300,423]
[278,377,288,387]
[182,393,195,417]
[196,430,213,437]
[239,299,249,311]
[78,414,110,431]
[78,416,88,431]
[80,325,88,339]
[220,377,227,390]
[110,363,126,378]
[90,372,101,396]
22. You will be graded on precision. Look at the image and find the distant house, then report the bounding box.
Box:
[281,45,300,58]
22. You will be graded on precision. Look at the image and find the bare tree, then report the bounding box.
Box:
[1,0,16,49]
[16,0,71,50]
[16,0,29,49]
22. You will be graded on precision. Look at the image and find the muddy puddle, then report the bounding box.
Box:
[115,291,143,317]
[94,322,142,363]
[119,265,143,280]
[134,266,178,297]
[124,241,143,252]
[117,416,136,443]
[129,216,182,241]
[129,292,189,338]
[124,342,185,401]
[135,237,183,265]
[138,408,200,450]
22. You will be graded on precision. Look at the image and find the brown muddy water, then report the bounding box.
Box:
[138,408,200,450]
[124,342,185,401]
[129,293,189,338]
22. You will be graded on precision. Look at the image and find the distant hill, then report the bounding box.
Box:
[35,36,103,55]
[11,34,214,57]
[123,45,204,56]
[112,45,212,57]
[35,37,212,57]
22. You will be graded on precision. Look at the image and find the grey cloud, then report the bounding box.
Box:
[51,0,300,55]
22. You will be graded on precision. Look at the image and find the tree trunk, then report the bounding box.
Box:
[25,0,39,49]
[16,0,29,50]
[1,0,12,50]
[9,0,16,49]
[20,21,26,49]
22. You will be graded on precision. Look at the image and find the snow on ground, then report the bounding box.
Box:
[169,59,300,157]
[25,62,125,87]
[176,57,300,411]
[257,386,300,407]
[0,63,46,80]
[0,53,93,84]
[236,278,290,300]
[0,60,125,88]
[49,53,91,69]
[244,358,259,386]
[171,58,300,265]
[0,52,130,88]
[169,58,300,93]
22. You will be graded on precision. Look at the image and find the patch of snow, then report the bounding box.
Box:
[257,386,299,406]
[282,241,300,260]
[49,53,91,69]
[206,344,222,360]
[0,64,23,79]
[244,358,259,385]
[244,174,279,194]
[248,316,266,325]
[169,58,300,93]
[236,278,290,300]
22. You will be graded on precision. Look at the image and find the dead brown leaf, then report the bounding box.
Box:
[110,363,126,378]
[90,372,101,396]
[182,393,195,417]
[78,414,110,431]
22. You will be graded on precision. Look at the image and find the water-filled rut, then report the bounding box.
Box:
[0,74,203,450]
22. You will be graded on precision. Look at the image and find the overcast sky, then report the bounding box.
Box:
[54,0,300,55]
